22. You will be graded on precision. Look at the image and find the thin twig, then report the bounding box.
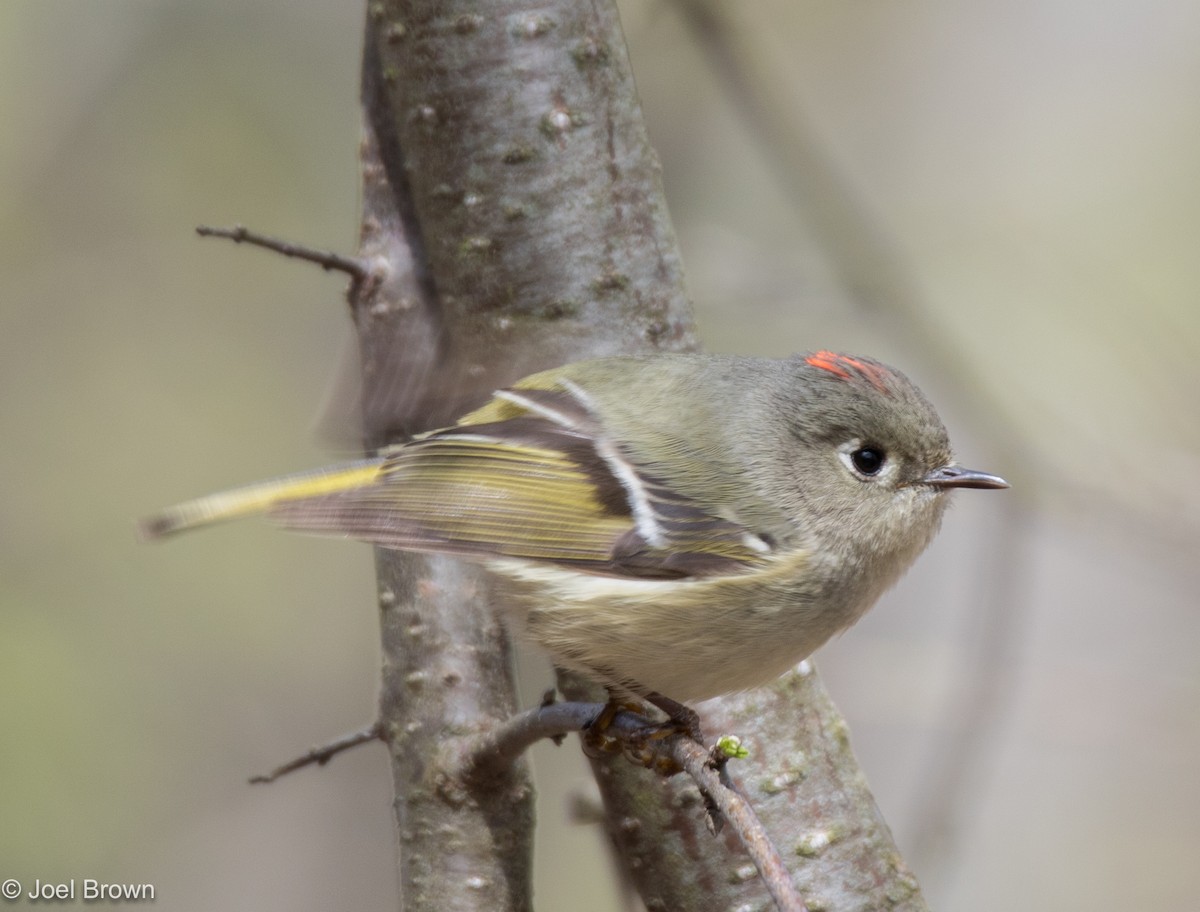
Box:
[249,722,385,784]
[454,700,807,912]
[674,739,808,912]
[461,700,602,780]
[196,224,370,280]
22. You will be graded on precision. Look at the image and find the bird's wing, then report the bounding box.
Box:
[144,382,774,580]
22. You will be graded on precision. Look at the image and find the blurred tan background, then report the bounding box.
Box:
[2,1,1197,910]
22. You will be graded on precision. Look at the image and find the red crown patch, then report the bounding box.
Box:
[804,351,891,394]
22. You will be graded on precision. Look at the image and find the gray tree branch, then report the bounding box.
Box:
[344,2,930,910]
[352,4,693,910]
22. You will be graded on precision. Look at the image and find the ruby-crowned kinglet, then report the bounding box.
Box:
[142,351,1007,711]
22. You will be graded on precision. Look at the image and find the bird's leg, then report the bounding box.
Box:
[577,689,690,774]
[642,691,704,744]
[581,686,650,756]
[583,681,704,743]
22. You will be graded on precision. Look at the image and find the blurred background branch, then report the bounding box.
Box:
[671,0,1036,878]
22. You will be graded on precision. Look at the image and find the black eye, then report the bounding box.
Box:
[850,447,886,476]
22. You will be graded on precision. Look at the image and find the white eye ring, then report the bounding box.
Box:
[838,440,894,482]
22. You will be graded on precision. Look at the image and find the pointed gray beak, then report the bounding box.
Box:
[922,465,1009,490]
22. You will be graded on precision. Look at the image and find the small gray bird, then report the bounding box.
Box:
[143,351,1008,719]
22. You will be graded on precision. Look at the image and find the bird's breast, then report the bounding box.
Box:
[486,548,870,701]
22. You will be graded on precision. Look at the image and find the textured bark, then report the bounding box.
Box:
[353,3,694,911]
[705,669,925,911]
[355,0,694,448]
[561,668,928,912]
[349,2,929,910]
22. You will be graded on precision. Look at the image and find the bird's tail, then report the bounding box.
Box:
[138,458,386,540]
